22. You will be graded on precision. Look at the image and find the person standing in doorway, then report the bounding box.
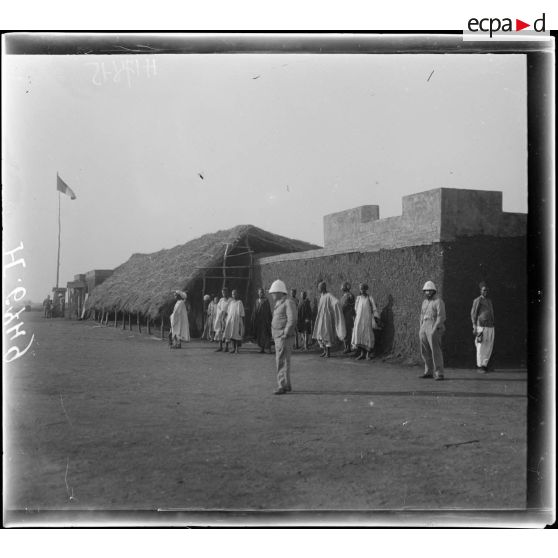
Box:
[471,282,495,373]
[269,280,297,395]
[419,281,446,381]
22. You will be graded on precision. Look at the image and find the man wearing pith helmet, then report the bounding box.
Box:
[269,279,297,395]
[419,280,446,380]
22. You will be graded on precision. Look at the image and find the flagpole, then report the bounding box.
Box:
[56,189,61,289]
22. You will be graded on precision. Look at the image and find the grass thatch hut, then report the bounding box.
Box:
[86,225,320,336]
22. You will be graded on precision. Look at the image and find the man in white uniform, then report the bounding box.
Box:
[419,281,446,381]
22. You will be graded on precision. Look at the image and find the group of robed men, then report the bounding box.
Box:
[199,281,383,360]
[263,279,385,394]
[169,279,495,394]
[170,288,246,353]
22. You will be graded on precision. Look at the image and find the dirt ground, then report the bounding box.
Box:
[4,312,527,518]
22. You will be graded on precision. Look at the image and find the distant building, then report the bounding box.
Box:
[51,287,67,317]
[66,270,113,320]
[85,270,114,294]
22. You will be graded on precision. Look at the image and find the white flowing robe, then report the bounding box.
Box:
[475,326,495,367]
[213,297,230,341]
[223,299,245,341]
[170,300,190,342]
[471,295,495,368]
[207,301,218,336]
[312,292,346,347]
[351,294,379,351]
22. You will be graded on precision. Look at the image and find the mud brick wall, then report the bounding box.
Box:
[441,236,527,367]
[254,244,445,362]
[324,188,526,253]
[255,235,527,366]
[440,189,526,239]
[85,269,113,294]
[324,189,443,251]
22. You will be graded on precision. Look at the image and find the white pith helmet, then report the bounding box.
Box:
[269,279,287,294]
[422,281,437,292]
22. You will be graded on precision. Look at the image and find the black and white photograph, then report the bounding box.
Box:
[2,32,554,527]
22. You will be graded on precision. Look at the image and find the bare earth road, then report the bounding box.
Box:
[5,312,526,520]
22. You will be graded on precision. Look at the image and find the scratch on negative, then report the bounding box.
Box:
[60,393,73,427]
[427,70,435,82]
[114,45,143,53]
[65,457,77,502]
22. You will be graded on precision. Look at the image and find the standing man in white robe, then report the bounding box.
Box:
[201,294,212,340]
[312,281,346,358]
[351,283,381,360]
[224,289,245,354]
[170,291,190,349]
[471,282,495,373]
[207,295,219,341]
[214,287,231,352]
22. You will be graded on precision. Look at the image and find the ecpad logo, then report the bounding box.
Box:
[467,13,546,38]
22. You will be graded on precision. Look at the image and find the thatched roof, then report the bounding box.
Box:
[86,224,320,318]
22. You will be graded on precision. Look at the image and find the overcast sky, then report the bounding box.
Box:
[4,51,527,301]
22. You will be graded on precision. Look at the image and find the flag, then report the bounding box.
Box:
[57,173,77,199]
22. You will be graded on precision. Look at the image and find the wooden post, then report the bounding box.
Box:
[222,243,230,289]
[122,311,126,330]
[113,310,117,328]
[128,312,132,330]
[244,240,253,303]
[160,316,165,340]
[66,287,72,320]
[137,313,141,333]
[146,315,151,335]
[202,271,207,333]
